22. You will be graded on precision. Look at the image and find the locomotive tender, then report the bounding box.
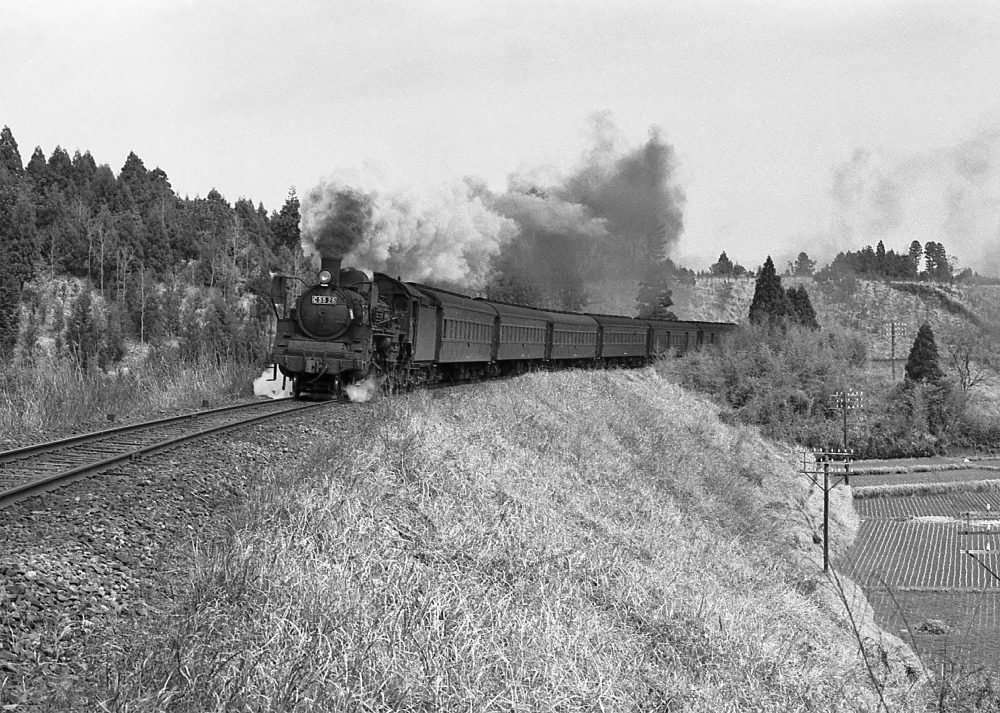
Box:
[268,256,735,398]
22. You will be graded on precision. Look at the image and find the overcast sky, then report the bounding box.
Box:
[3,0,999,273]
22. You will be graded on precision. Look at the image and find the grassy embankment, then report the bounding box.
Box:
[91,369,928,711]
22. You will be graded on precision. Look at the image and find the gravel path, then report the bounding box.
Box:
[0,401,324,711]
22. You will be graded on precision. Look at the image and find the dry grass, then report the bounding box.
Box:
[0,358,259,445]
[93,369,932,711]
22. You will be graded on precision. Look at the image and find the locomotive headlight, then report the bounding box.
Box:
[318,270,333,285]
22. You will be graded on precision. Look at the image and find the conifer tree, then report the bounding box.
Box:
[64,290,101,370]
[908,240,923,274]
[636,270,677,320]
[786,285,819,329]
[47,146,74,195]
[904,323,944,384]
[0,126,23,177]
[792,252,816,276]
[0,282,18,358]
[710,251,735,277]
[748,256,790,324]
[0,183,38,290]
[25,147,51,191]
[270,188,301,255]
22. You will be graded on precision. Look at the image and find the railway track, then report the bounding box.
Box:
[0,398,335,509]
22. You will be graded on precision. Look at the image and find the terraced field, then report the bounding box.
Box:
[844,520,1000,590]
[864,591,1000,675]
[853,469,1000,489]
[839,462,1000,675]
[856,491,1000,518]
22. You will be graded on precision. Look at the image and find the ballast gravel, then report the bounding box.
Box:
[0,402,328,711]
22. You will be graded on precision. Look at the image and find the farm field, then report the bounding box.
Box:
[853,469,1000,489]
[864,590,1000,677]
[841,520,1000,590]
[856,491,1000,518]
[840,464,1000,676]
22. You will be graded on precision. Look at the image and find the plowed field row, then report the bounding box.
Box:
[856,491,1000,519]
[864,590,1000,675]
[853,469,1000,488]
[841,463,1000,676]
[841,520,1000,590]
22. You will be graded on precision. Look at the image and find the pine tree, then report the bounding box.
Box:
[748,256,790,324]
[710,251,734,277]
[792,252,816,276]
[47,146,75,195]
[0,126,24,177]
[875,240,886,275]
[908,240,922,275]
[117,151,151,211]
[0,183,38,290]
[636,268,677,320]
[0,282,18,358]
[25,147,51,191]
[270,188,301,255]
[64,289,101,370]
[904,323,944,384]
[786,285,819,329]
[90,164,118,209]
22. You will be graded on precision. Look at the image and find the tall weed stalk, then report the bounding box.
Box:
[0,357,258,442]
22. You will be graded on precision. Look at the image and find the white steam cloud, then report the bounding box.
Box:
[301,174,518,290]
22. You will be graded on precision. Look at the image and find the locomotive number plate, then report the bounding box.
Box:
[311,295,338,305]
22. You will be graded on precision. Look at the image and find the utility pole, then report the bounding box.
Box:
[829,390,864,454]
[966,550,1000,585]
[801,450,854,572]
[885,322,907,379]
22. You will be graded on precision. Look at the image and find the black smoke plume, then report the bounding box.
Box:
[485,116,686,311]
[300,183,373,259]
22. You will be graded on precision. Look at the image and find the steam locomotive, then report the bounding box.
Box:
[267,256,735,398]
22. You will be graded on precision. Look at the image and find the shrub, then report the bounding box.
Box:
[661,322,866,448]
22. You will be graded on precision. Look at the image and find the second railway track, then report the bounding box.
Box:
[0,397,336,509]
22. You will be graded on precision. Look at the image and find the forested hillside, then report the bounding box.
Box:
[0,126,306,369]
[676,275,1000,358]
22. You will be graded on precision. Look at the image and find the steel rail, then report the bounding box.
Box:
[0,398,299,465]
[0,399,334,509]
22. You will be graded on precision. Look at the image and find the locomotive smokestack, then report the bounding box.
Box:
[321,256,342,286]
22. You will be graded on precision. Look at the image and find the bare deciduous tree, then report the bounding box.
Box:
[941,325,995,394]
